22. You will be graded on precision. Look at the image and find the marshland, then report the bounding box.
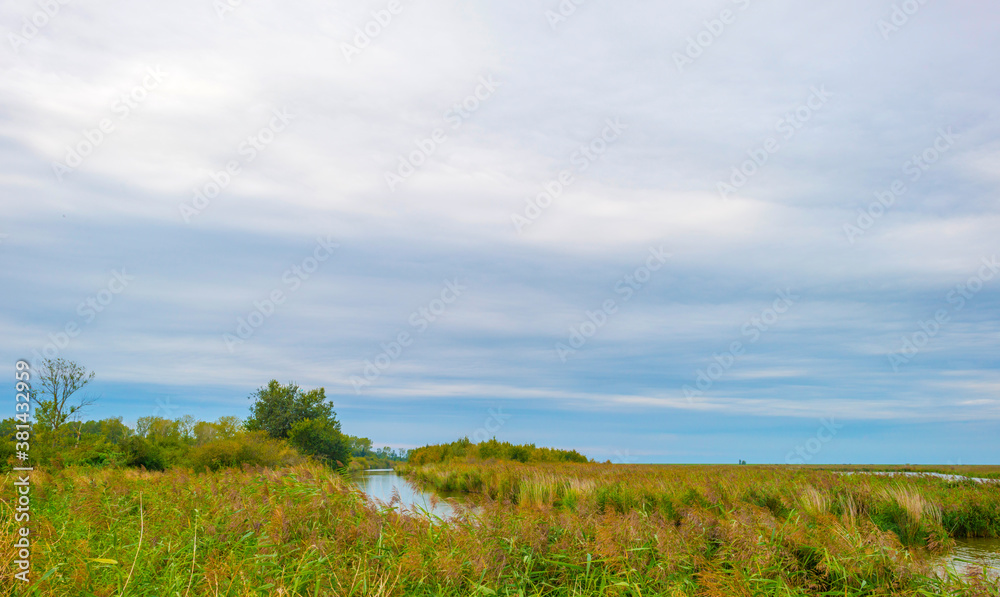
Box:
[4,450,1000,595]
[4,374,1000,595]
[4,361,1000,597]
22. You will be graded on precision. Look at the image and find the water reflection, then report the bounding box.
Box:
[940,538,1000,580]
[351,469,459,519]
[835,471,998,484]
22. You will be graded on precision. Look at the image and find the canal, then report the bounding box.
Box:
[351,468,462,519]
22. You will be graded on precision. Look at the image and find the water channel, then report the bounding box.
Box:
[939,537,1000,580]
[352,469,1000,579]
[834,470,999,484]
[350,468,462,519]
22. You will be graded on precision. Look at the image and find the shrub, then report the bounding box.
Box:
[186,431,298,472]
[0,440,13,472]
[123,436,166,471]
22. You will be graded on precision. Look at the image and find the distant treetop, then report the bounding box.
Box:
[408,437,589,465]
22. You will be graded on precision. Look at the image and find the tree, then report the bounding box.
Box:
[122,436,166,471]
[0,418,16,469]
[244,381,337,439]
[136,416,178,440]
[177,415,196,441]
[99,418,131,444]
[288,418,350,466]
[194,416,243,446]
[32,358,95,446]
[214,416,242,439]
[346,435,374,457]
[193,421,218,446]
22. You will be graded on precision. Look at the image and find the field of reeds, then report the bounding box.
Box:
[3,462,999,596]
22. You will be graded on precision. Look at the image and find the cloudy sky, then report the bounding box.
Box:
[2,0,998,463]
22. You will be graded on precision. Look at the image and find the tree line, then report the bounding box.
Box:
[407,437,590,465]
[3,359,588,473]
[1,359,406,472]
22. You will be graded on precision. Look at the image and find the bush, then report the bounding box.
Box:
[186,431,299,472]
[123,436,166,471]
[0,441,13,472]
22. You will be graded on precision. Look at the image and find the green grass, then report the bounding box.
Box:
[2,463,999,596]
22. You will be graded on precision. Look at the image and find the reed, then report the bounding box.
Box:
[3,462,997,596]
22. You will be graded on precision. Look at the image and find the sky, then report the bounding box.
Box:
[1,0,998,464]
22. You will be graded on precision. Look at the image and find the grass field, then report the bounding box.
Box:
[3,463,999,596]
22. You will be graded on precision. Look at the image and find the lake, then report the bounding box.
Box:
[351,469,461,519]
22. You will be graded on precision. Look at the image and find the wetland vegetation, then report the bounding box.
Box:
[5,458,1000,596]
[5,365,998,595]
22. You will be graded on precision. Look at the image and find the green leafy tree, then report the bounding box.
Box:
[136,416,182,441]
[244,381,336,439]
[215,416,242,439]
[0,418,16,469]
[288,418,350,466]
[193,421,218,446]
[193,416,243,446]
[99,417,132,444]
[410,438,589,465]
[122,436,166,471]
[347,435,374,457]
[0,418,16,439]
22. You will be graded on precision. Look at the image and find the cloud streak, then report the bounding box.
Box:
[2,0,999,461]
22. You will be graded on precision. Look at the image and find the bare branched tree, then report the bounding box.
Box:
[32,358,96,446]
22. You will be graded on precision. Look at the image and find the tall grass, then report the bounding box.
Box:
[401,463,1000,545]
[2,463,998,595]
